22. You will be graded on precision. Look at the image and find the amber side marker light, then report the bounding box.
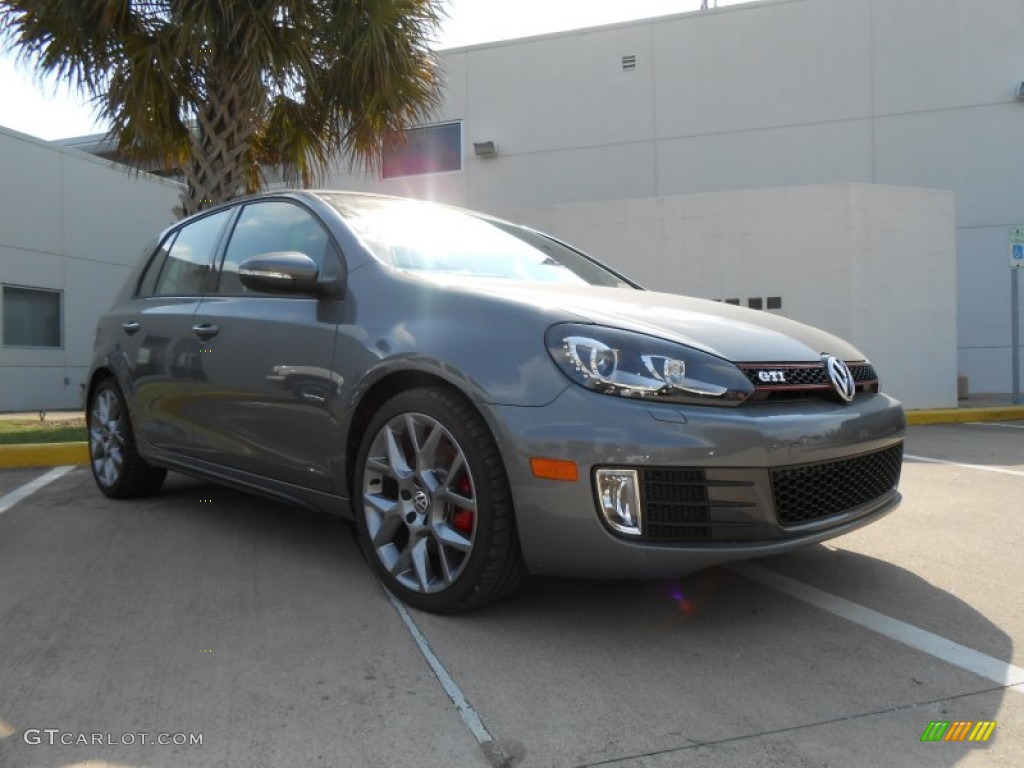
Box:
[530,457,579,482]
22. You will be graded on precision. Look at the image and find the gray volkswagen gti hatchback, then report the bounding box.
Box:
[86,191,905,613]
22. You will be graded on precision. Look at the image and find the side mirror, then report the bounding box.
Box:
[238,251,331,295]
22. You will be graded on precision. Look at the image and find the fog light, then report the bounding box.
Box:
[594,469,642,536]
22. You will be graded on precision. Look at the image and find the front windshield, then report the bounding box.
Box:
[321,194,633,288]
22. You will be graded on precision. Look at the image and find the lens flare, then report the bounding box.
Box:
[663,571,720,620]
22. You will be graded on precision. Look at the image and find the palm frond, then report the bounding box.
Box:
[2,0,445,216]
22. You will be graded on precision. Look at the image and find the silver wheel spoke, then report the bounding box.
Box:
[444,489,476,513]
[365,456,392,476]
[102,458,117,486]
[390,544,412,577]
[411,537,431,591]
[436,539,455,584]
[446,452,465,483]
[385,427,412,478]
[404,414,422,454]
[367,507,403,548]
[434,522,473,553]
[97,392,111,423]
[417,423,443,468]
[378,543,404,576]
[364,492,397,516]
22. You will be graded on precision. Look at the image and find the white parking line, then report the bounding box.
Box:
[965,421,1024,430]
[731,562,1024,693]
[384,590,509,768]
[905,454,1024,478]
[0,466,75,515]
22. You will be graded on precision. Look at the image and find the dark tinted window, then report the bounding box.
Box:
[216,201,336,294]
[152,210,232,296]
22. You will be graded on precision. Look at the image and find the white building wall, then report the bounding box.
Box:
[509,184,956,410]
[0,126,181,411]
[328,0,1024,394]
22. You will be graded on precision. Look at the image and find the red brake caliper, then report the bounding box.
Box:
[452,475,474,534]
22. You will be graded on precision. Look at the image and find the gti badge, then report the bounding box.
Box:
[823,355,856,402]
[757,370,787,384]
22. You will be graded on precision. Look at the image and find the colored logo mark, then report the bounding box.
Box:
[1014,244,1024,260]
[920,720,996,742]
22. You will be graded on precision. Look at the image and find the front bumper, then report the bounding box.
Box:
[482,387,905,578]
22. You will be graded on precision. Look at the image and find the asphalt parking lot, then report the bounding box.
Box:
[0,422,1021,767]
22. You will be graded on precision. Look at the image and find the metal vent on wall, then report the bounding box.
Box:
[621,55,636,72]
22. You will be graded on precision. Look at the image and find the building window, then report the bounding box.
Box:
[382,122,462,179]
[2,286,62,348]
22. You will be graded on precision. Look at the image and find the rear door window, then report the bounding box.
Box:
[151,210,232,297]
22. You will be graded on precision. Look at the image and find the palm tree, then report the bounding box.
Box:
[1,0,443,217]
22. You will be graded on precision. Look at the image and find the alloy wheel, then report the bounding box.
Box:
[90,388,125,488]
[361,412,477,594]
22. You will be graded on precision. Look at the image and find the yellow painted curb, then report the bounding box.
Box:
[0,409,1021,467]
[0,442,89,468]
[907,406,1024,426]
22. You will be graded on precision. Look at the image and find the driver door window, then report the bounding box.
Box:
[216,201,338,294]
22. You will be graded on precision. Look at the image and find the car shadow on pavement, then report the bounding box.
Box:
[144,471,360,565]
[411,548,1013,767]
[480,546,1014,669]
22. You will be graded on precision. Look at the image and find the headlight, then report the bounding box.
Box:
[545,324,754,406]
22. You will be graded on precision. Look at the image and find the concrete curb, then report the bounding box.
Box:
[906,405,1024,426]
[0,442,89,469]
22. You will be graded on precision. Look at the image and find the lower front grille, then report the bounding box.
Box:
[640,468,712,541]
[771,443,903,526]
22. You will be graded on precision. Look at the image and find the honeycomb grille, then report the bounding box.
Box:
[740,362,878,388]
[850,364,879,383]
[771,443,903,526]
[640,468,711,541]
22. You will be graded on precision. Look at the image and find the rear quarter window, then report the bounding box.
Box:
[137,233,177,297]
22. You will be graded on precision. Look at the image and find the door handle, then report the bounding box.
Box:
[121,321,141,335]
[191,323,220,339]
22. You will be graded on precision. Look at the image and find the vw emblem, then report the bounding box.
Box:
[412,490,431,514]
[824,355,856,402]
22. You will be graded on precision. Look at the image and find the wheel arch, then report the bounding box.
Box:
[85,367,116,411]
[343,370,498,501]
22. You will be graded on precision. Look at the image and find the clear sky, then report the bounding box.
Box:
[0,0,747,141]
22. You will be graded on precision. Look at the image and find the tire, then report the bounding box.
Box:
[88,378,167,499]
[354,386,527,613]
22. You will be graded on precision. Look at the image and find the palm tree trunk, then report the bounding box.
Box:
[178,72,258,217]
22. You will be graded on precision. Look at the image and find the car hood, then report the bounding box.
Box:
[417,276,866,363]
